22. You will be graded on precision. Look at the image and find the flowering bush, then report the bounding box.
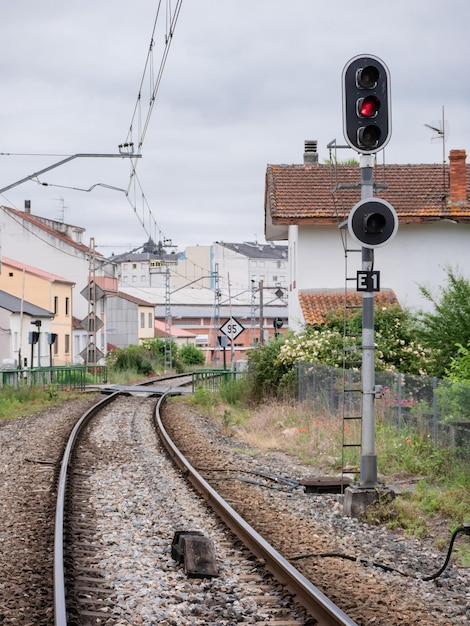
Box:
[276,328,346,369]
[246,305,434,403]
[275,307,433,375]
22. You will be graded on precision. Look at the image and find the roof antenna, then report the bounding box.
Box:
[424,105,447,194]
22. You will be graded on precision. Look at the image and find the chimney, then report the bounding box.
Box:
[24,200,31,214]
[304,140,318,164]
[449,149,467,203]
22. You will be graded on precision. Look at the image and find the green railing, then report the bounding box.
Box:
[191,369,237,393]
[0,365,108,391]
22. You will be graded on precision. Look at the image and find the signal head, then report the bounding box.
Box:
[348,198,398,248]
[342,54,391,154]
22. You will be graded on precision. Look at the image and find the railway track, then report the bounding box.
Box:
[54,375,357,625]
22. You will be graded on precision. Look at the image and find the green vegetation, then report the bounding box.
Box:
[187,385,470,544]
[106,339,206,377]
[178,343,205,366]
[417,267,470,378]
[0,384,81,420]
[187,265,470,544]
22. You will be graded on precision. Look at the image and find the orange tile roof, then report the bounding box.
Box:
[299,289,400,326]
[266,162,470,225]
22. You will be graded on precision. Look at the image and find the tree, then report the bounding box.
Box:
[417,267,470,378]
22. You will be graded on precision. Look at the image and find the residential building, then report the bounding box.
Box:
[0,204,105,321]
[265,144,470,330]
[0,257,75,366]
[114,241,289,363]
[0,290,53,368]
[84,277,156,352]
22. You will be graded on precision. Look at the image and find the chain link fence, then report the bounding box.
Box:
[297,362,470,458]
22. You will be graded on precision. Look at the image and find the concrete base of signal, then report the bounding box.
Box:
[342,484,395,519]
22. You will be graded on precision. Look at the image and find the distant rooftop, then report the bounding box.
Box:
[216,241,288,260]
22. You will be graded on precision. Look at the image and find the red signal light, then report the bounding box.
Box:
[358,96,380,118]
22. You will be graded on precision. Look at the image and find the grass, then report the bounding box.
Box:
[0,384,83,419]
[188,387,470,554]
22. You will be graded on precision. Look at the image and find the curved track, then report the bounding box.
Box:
[54,375,357,625]
[154,392,357,626]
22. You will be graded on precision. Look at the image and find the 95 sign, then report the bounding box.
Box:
[357,270,380,292]
[220,317,245,341]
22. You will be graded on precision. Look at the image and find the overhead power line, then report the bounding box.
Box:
[122,0,185,244]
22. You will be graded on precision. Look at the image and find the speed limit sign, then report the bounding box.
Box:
[220,317,244,341]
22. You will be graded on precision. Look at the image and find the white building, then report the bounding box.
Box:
[265,144,470,331]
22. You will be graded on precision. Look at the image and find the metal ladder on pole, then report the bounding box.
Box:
[164,266,172,371]
[340,230,363,485]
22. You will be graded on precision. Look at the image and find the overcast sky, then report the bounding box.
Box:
[1,1,469,255]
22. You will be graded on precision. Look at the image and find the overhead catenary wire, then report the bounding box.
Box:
[123,0,185,245]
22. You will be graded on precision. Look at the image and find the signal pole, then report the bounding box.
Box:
[342,54,398,495]
[359,155,377,487]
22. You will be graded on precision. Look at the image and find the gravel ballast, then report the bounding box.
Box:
[1,394,469,625]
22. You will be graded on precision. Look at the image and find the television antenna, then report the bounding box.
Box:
[424,105,447,193]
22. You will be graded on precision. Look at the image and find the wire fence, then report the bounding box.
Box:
[297,362,470,458]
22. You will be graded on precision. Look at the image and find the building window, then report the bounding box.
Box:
[65,297,70,316]
[54,337,59,355]
[132,263,137,270]
[141,312,145,328]
[54,296,58,315]
[64,334,70,355]
[148,312,153,328]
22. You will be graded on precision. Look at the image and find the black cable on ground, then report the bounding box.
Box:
[291,523,470,582]
[422,523,470,581]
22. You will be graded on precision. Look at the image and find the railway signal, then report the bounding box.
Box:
[342,54,391,154]
[348,198,398,248]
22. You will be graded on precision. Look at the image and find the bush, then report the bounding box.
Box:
[178,344,205,366]
[110,346,153,375]
[107,339,180,375]
[246,337,296,402]
[417,267,470,377]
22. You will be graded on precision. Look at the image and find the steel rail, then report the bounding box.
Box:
[154,392,358,626]
[53,373,191,625]
[53,392,119,626]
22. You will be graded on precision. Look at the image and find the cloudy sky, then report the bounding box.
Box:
[1,1,469,255]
